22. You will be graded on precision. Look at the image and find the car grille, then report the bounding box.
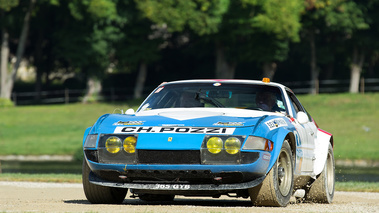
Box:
[137,150,201,164]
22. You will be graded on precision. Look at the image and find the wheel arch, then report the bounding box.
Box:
[313,129,333,175]
[266,128,296,174]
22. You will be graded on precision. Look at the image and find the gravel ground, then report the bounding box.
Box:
[1,181,379,213]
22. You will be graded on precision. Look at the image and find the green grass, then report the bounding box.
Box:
[297,93,379,160]
[335,181,379,192]
[0,102,140,156]
[0,93,379,160]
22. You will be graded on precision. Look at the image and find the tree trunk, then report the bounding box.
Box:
[215,43,235,79]
[1,29,10,99]
[349,47,365,93]
[82,77,102,103]
[133,62,147,99]
[1,0,35,100]
[262,62,277,80]
[309,30,318,94]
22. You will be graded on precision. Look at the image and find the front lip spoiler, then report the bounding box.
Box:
[89,171,266,191]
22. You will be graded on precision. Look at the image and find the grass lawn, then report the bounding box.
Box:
[0,93,378,160]
[297,93,379,160]
[0,102,140,156]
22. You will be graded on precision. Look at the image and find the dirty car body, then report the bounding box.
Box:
[82,79,335,206]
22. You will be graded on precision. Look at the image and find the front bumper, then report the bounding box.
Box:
[89,171,266,191]
[85,150,271,192]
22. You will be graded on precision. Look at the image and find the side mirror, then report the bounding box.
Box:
[125,108,135,115]
[297,111,309,124]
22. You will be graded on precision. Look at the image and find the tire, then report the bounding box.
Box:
[249,140,294,207]
[139,194,175,202]
[305,143,335,203]
[82,160,128,204]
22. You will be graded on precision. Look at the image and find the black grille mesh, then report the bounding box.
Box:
[138,150,201,164]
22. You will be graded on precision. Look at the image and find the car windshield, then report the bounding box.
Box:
[138,82,286,113]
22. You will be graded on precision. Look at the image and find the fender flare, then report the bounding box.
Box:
[313,129,333,175]
[265,128,294,174]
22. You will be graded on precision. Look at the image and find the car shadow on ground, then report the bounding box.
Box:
[64,198,254,207]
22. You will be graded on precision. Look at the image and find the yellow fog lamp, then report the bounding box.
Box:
[225,137,241,154]
[105,136,122,154]
[123,136,137,153]
[206,137,223,154]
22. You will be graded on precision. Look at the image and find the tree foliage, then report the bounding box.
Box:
[1,0,379,102]
[135,0,229,35]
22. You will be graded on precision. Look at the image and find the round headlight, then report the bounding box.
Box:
[105,136,122,153]
[123,136,137,153]
[225,137,241,154]
[206,137,223,154]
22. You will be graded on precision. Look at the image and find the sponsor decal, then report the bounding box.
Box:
[265,118,287,130]
[113,121,144,126]
[213,83,221,86]
[213,121,244,126]
[114,126,235,134]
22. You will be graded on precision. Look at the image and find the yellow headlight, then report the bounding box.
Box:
[225,137,241,154]
[207,137,223,154]
[105,136,122,153]
[123,136,137,153]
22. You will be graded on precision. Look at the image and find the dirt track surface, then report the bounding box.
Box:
[1,181,379,213]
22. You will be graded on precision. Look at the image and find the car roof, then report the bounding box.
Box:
[161,79,287,90]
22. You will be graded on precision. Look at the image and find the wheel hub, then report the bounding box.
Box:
[278,167,285,181]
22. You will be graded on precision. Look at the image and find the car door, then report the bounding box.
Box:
[286,91,315,173]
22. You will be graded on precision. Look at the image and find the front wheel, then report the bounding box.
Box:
[305,143,335,203]
[82,160,128,204]
[249,140,294,207]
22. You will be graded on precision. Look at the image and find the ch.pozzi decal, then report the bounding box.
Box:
[114,126,235,134]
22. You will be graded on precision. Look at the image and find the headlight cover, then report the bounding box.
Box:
[242,136,273,151]
[201,135,244,165]
[84,134,98,149]
[98,134,138,164]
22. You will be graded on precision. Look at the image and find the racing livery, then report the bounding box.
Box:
[82,79,334,207]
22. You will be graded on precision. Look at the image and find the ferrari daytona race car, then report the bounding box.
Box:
[82,79,334,207]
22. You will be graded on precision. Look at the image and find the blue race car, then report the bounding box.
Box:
[82,79,334,207]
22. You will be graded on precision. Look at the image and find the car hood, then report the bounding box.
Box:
[91,108,287,150]
[94,108,284,133]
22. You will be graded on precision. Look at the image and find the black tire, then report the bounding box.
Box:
[249,140,294,207]
[139,194,175,202]
[305,143,335,203]
[82,160,128,204]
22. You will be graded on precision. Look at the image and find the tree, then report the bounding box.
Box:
[212,0,303,79]
[0,0,35,100]
[135,0,303,79]
[135,0,230,78]
[113,1,164,99]
[50,0,124,102]
[347,0,379,93]
[301,0,369,94]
